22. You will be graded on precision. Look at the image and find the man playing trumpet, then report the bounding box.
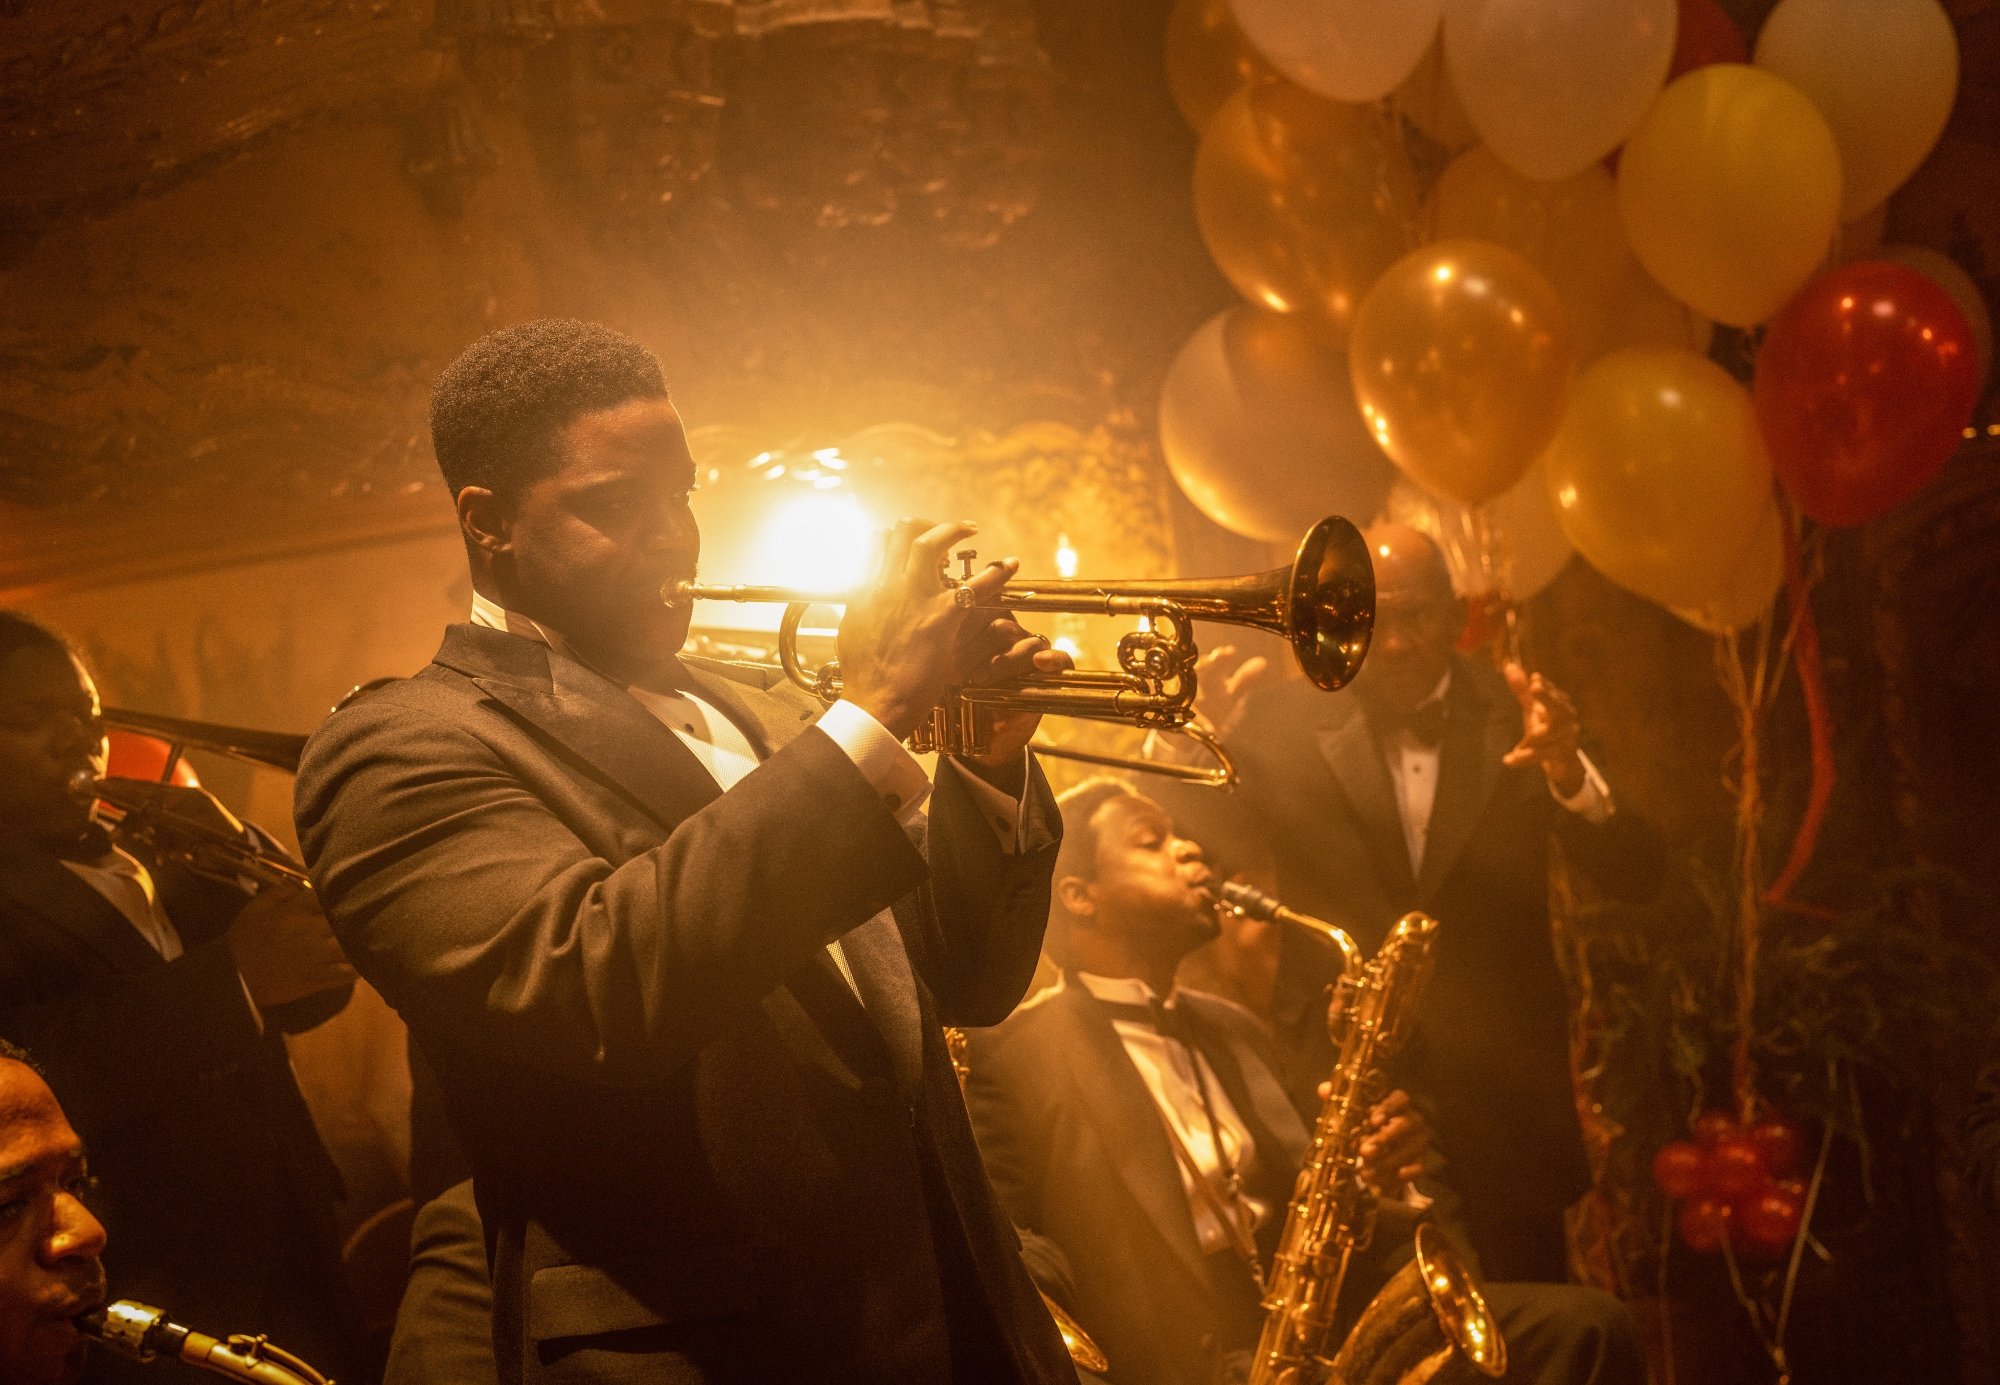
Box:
[295,319,1081,1384]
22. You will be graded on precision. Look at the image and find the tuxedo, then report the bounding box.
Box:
[293,623,1076,1385]
[964,979,1309,1385]
[1161,656,1662,1279]
[0,835,362,1384]
[965,979,1648,1385]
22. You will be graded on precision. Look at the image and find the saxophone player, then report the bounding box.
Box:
[963,779,1645,1385]
[0,1038,105,1385]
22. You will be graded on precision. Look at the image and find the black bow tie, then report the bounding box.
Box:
[1374,698,1447,747]
[1091,994,1192,1042]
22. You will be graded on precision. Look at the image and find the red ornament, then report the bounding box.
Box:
[1652,1141,1707,1199]
[1670,0,1748,80]
[1735,1185,1805,1260]
[1677,1196,1733,1254]
[1707,1138,1768,1199]
[1756,261,1982,527]
[1746,1117,1805,1178]
[1691,1110,1739,1148]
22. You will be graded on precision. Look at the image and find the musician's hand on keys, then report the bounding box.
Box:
[840,518,1018,740]
[1323,1087,1430,1199]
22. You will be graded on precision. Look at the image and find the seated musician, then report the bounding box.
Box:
[0,1038,105,1385]
[0,614,366,1383]
[962,777,1646,1385]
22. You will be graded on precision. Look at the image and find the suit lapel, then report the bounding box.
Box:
[1414,669,1511,903]
[677,658,819,761]
[1314,712,1418,900]
[0,851,163,975]
[1052,984,1212,1289]
[838,911,925,1096]
[1178,1001,1309,1196]
[436,625,726,832]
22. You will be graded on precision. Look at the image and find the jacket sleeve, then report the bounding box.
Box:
[1,938,265,1137]
[910,757,1063,1028]
[1551,754,1667,906]
[293,694,930,1088]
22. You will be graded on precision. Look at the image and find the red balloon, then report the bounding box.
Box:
[1735,1185,1805,1260]
[1677,1196,1732,1254]
[1652,1141,1707,1199]
[1746,1117,1805,1178]
[104,729,202,787]
[1670,0,1748,80]
[1691,1110,1739,1148]
[1756,261,1982,526]
[1708,1138,1768,1199]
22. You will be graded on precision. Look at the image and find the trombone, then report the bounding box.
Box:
[80,708,313,890]
[666,515,1375,787]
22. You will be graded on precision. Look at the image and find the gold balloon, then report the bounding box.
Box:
[1617,64,1843,327]
[1672,499,1784,635]
[1427,147,1642,361]
[1348,239,1575,508]
[1160,306,1399,543]
[1193,81,1422,343]
[1165,0,1280,132]
[1544,347,1775,612]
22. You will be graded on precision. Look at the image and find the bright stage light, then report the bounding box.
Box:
[747,492,878,592]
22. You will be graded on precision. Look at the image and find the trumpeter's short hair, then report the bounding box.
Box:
[429,319,669,501]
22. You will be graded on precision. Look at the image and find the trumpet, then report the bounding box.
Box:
[78,1300,334,1385]
[665,516,1374,786]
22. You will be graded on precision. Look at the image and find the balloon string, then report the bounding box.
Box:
[1762,499,1835,909]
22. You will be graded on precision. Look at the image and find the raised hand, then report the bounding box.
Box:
[1500,660,1586,797]
[1189,644,1270,742]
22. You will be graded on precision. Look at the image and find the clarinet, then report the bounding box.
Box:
[77,1301,333,1385]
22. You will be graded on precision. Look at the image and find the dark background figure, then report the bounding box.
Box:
[0,1039,108,1385]
[966,778,1645,1385]
[296,320,1079,1385]
[1159,523,1664,1287]
[0,613,367,1383]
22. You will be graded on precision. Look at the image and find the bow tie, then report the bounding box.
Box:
[1374,698,1447,747]
[1091,994,1193,1042]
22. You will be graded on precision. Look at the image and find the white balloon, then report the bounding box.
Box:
[1228,0,1444,102]
[1756,0,1958,220]
[1160,308,1399,544]
[1444,0,1676,181]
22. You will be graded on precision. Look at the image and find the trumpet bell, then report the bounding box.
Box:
[1288,516,1375,691]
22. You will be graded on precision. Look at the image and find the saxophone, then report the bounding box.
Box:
[1219,884,1507,1385]
[78,1301,334,1384]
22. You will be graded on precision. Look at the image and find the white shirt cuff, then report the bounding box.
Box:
[940,754,1046,854]
[1549,750,1614,823]
[816,700,933,822]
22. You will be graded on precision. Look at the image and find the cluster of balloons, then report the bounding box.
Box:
[1652,1110,1809,1262]
[1158,0,1985,627]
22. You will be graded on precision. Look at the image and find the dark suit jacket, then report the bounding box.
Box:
[294,624,1075,1385]
[1161,657,1662,1233]
[0,837,361,1384]
[964,980,1314,1385]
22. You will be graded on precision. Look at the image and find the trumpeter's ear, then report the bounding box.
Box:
[457,486,513,558]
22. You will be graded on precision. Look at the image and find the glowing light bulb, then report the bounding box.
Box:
[1054,533,1079,579]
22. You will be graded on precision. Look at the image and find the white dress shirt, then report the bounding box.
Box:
[61,847,184,959]
[1071,972,1271,1257]
[469,594,1038,990]
[1386,670,1613,877]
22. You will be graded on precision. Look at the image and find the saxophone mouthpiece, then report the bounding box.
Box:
[1218,880,1281,921]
